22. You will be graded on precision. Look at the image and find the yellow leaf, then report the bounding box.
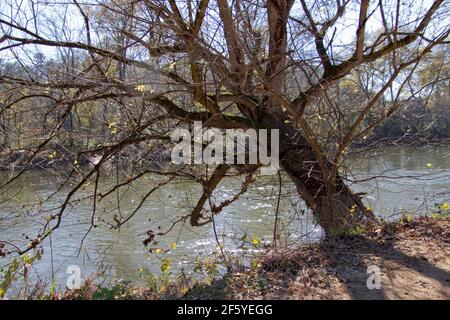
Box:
[166,62,176,70]
[170,242,177,250]
[135,84,153,93]
[251,236,260,246]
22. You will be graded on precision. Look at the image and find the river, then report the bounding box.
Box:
[0,146,449,292]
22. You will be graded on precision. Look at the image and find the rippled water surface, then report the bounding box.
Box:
[0,146,449,290]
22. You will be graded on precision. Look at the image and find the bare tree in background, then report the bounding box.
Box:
[0,0,448,255]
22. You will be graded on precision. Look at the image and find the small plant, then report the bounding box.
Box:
[138,265,173,296]
[193,256,220,279]
[399,213,414,223]
[345,225,366,237]
[92,284,133,300]
[431,201,449,219]
[0,250,42,299]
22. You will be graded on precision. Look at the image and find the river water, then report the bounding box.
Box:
[0,146,449,291]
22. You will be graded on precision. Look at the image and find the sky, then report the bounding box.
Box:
[0,0,447,65]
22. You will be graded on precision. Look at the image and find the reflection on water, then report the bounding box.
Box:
[0,146,449,290]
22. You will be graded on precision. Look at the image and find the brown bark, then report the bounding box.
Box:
[261,114,377,236]
[281,143,376,236]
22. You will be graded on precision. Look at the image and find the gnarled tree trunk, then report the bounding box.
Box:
[281,143,376,236]
[262,114,376,236]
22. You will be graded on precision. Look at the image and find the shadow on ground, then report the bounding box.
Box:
[184,217,450,300]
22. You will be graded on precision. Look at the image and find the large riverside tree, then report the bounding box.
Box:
[0,0,448,253]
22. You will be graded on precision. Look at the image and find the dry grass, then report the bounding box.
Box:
[183,216,450,300]
[55,216,449,300]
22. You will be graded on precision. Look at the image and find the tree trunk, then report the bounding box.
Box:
[261,114,377,236]
[280,143,376,236]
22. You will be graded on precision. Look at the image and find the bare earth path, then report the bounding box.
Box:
[189,217,450,300]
